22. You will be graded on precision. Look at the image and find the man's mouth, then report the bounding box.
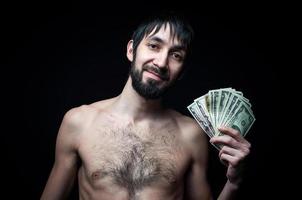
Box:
[143,66,169,81]
[145,70,166,81]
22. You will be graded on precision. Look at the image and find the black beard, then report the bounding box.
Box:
[130,64,169,100]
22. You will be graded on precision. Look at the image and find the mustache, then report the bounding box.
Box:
[142,65,169,81]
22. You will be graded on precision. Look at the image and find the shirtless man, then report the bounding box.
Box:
[41,13,251,200]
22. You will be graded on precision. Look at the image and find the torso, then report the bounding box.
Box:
[75,99,194,200]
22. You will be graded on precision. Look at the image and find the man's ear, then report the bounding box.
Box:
[127,40,134,62]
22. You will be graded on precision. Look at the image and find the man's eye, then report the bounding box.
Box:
[148,43,159,49]
[172,53,183,61]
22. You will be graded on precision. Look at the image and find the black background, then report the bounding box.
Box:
[2,1,281,199]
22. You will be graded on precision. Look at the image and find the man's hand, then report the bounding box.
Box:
[210,126,251,185]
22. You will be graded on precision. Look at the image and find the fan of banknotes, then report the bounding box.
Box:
[187,88,255,149]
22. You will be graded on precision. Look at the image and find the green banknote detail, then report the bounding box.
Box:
[226,103,255,136]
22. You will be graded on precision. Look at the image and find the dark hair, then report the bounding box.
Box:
[131,12,194,60]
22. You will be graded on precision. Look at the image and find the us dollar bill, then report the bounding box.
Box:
[187,88,255,146]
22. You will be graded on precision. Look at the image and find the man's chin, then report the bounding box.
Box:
[135,84,166,99]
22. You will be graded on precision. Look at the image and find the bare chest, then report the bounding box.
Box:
[78,123,190,193]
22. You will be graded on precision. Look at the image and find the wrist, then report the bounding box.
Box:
[226,179,240,191]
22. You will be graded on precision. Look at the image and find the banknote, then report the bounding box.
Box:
[187,88,255,149]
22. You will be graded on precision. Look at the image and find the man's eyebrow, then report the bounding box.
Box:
[147,36,186,51]
[170,45,186,52]
[147,36,165,44]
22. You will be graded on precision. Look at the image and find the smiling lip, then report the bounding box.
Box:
[144,70,164,81]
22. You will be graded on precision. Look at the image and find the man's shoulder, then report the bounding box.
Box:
[168,110,203,135]
[167,110,202,136]
[63,105,95,124]
[169,109,208,151]
[63,98,116,127]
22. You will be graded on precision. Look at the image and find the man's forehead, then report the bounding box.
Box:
[144,25,182,45]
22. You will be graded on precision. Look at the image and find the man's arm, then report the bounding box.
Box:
[183,119,251,200]
[211,126,251,200]
[182,120,212,200]
[41,108,83,200]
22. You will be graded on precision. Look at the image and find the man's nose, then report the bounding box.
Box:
[153,52,169,68]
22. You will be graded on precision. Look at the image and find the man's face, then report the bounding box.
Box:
[128,25,186,99]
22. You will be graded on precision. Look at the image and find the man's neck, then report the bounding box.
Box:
[112,77,164,122]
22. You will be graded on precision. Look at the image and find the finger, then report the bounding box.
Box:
[220,153,242,167]
[218,126,250,146]
[211,135,251,157]
[219,145,239,157]
[218,126,242,141]
[210,135,239,148]
[220,146,250,166]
